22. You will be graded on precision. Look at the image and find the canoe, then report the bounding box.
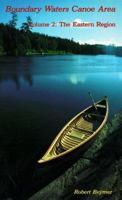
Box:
[38,97,108,164]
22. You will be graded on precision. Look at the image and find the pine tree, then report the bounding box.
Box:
[21,16,32,32]
[9,12,17,28]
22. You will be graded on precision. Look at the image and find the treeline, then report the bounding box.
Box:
[0,23,122,56]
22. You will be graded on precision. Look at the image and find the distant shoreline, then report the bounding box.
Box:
[0,52,122,57]
[0,51,71,57]
[0,23,122,57]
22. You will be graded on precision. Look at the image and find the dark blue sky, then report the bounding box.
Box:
[0,0,121,45]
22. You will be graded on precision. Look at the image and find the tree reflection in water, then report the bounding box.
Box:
[0,57,33,90]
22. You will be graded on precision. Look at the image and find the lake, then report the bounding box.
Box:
[0,55,122,197]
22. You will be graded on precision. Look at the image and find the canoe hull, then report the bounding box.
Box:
[38,97,108,164]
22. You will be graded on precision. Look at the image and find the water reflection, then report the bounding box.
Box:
[69,74,87,84]
[0,55,122,199]
[0,57,33,90]
[118,72,122,80]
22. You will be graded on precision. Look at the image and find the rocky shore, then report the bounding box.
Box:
[29,111,122,200]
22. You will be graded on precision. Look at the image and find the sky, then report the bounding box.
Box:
[0,0,122,46]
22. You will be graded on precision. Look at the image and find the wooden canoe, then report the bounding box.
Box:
[38,97,108,164]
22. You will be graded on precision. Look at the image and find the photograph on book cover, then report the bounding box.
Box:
[0,0,122,200]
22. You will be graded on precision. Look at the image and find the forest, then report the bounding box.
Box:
[0,13,122,56]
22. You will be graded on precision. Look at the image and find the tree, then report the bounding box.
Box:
[9,12,17,28]
[21,16,32,32]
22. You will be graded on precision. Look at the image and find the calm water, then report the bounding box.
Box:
[0,55,122,175]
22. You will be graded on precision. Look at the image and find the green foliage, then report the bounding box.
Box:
[21,16,32,32]
[0,22,122,56]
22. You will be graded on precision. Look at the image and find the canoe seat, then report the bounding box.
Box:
[89,113,104,118]
[74,126,93,134]
[76,117,93,129]
[96,104,106,108]
[67,128,86,139]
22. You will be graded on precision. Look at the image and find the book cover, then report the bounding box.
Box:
[0,0,122,200]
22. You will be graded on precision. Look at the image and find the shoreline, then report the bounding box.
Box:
[0,51,71,57]
[28,110,122,200]
[0,52,121,57]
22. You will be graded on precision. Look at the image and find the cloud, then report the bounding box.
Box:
[73,18,83,23]
[73,18,90,24]
[77,38,122,46]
